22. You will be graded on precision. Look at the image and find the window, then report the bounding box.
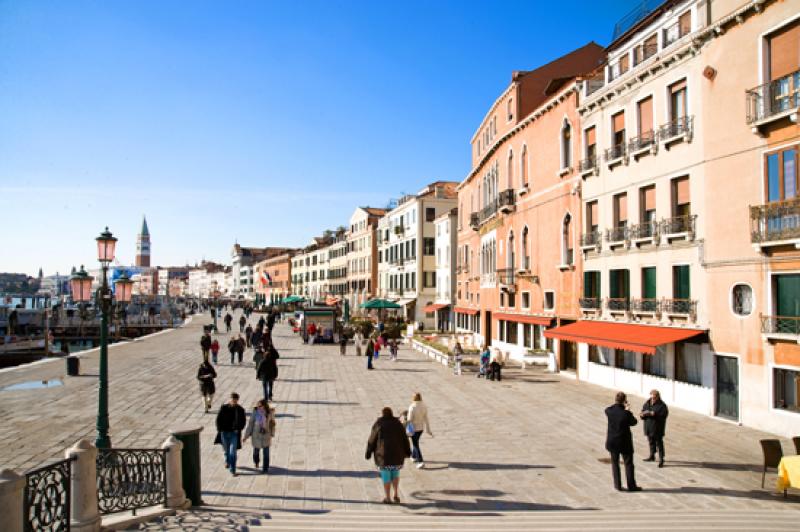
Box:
[615,349,637,371]
[774,367,800,412]
[766,147,797,202]
[619,53,629,75]
[561,120,572,169]
[675,342,702,385]
[679,11,691,36]
[634,34,658,65]
[522,291,530,309]
[562,214,573,265]
[640,185,656,223]
[585,126,596,162]
[585,201,599,236]
[507,98,513,121]
[637,97,653,137]
[520,145,528,187]
[613,193,628,228]
[523,323,532,348]
[423,271,436,288]
[672,265,691,300]
[505,320,518,344]
[767,19,800,81]
[732,284,753,316]
[590,346,610,365]
[584,271,601,299]
[642,266,657,301]
[544,291,555,311]
[671,176,690,217]
[642,347,666,377]
[612,112,625,150]
[426,207,436,222]
[669,80,688,123]
[521,226,530,270]
[507,150,514,188]
[609,269,630,301]
[774,274,800,321]
[423,238,435,256]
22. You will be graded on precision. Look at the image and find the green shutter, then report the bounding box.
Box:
[777,274,800,317]
[610,271,618,298]
[642,268,656,299]
[673,265,690,299]
[623,269,630,299]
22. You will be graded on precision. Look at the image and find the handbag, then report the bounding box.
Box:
[405,421,415,437]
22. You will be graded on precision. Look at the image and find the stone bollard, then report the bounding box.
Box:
[0,469,25,532]
[66,439,100,532]
[161,435,189,509]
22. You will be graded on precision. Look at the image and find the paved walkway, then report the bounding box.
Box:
[1,310,798,523]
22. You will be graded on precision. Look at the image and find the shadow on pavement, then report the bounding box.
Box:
[427,461,555,471]
[644,486,799,502]
[278,400,359,405]
[133,506,271,530]
[406,489,596,512]
[664,460,762,473]
[280,378,330,383]
[264,466,375,478]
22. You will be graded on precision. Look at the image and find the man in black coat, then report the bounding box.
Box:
[256,342,280,401]
[200,331,212,361]
[366,407,412,503]
[640,389,669,467]
[605,391,642,492]
[216,393,246,476]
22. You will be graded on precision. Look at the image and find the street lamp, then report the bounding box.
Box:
[71,227,131,449]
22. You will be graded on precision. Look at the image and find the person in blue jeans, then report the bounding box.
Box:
[243,399,275,474]
[215,392,246,476]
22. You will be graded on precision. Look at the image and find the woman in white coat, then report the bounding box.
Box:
[243,399,275,474]
[407,392,433,468]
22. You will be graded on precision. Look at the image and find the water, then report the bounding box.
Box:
[1,379,63,391]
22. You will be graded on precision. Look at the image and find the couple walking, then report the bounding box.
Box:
[365,393,432,504]
[215,393,276,476]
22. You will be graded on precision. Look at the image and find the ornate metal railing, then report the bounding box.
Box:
[629,130,656,152]
[661,214,696,236]
[497,267,515,285]
[761,314,800,335]
[746,70,800,124]
[750,198,800,243]
[469,212,480,230]
[479,199,499,224]
[96,448,167,515]
[24,457,73,532]
[607,298,630,311]
[662,298,697,316]
[604,143,626,162]
[579,297,601,309]
[629,220,658,240]
[659,115,694,140]
[498,189,516,211]
[581,230,601,247]
[631,298,659,313]
[579,155,597,173]
[606,225,628,243]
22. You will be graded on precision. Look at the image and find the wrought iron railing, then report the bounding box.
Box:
[96,448,167,515]
[581,230,602,247]
[750,198,800,243]
[661,298,697,315]
[604,143,626,162]
[631,298,659,313]
[497,268,515,285]
[394,225,405,235]
[579,155,597,173]
[479,199,499,224]
[630,220,658,240]
[746,70,800,124]
[25,457,74,532]
[659,115,693,140]
[606,225,628,243]
[629,130,656,152]
[498,189,515,211]
[579,297,601,309]
[607,298,630,311]
[469,212,480,229]
[661,214,696,235]
[761,314,800,335]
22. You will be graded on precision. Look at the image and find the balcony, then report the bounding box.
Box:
[480,272,497,285]
[479,199,499,224]
[469,212,480,230]
[498,189,516,214]
[604,144,627,167]
[607,298,630,312]
[662,298,697,317]
[660,214,696,240]
[580,230,602,250]
[746,70,800,129]
[631,298,659,314]
[497,268,516,289]
[629,220,658,244]
[606,225,629,247]
[394,225,405,235]
[579,297,601,310]
[750,198,800,249]
[761,314,800,337]
[659,115,694,147]
[579,155,598,176]
[628,130,656,157]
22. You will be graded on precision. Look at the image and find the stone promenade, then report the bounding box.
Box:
[1,309,798,527]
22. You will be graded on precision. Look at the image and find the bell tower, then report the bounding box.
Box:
[135,216,151,267]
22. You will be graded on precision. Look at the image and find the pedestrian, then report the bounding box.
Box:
[373,336,381,360]
[366,338,374,370]
[251,326,264,354]
[267,311,276,331]
[257,316,266,330]
[235,334,246,364]
[488,358,502,381]
[239,314,246,332]
[215,392,246,476]
[389,339,398,362]
[407,393,433,468]
[640,389,669,468]
[605,391,642,492]
[355,330,364,356]
[256,340,280,400]
[243,399,275,474]
[197,359,217,412]
[200,331,212,362]
[210,338,220,365]
[228,336,237,364]
[478,345,490,378]
[339,333,347,355]
[365,406,411,504]
[245,324,253,348]
[452,342,463,375]
[224,313,233,333]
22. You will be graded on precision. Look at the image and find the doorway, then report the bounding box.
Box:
[560,340,578,372]
[715,355,739,420]
[484,311,492,346]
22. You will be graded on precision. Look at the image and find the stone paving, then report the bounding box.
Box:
[1,309,799,519]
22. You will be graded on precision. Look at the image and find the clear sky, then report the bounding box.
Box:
[0,0,635,276]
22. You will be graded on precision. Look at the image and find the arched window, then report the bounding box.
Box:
[520,145,528,187]
[508,231,515,270]
[561,119,572,169]
[562,214,573,265]
[507,150,514,189]
[522,226,529,270]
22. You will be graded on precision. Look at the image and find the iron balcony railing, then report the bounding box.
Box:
[661,214,696,235]
[631,298,659,313]
[612,0,661,41]
[629,220,658,240]
[579,297,601,309]
[497,267,515,285]
[96,448,167,515]
[606,298,630,312]
[498,189,516,211]
[605,143,626,162]
[761,314,800,335]
[581,230,602,247]
[469,212,480,230]
[579,155,597,173]
[659,115,694,140]
[746,70,800,124]
[479,199,499,224]
[628,130,656,152]
[606,225,628,243]
[25,456,75,532]
[661,298,697,315]
[750,198,800,243]
[394,225,405,235]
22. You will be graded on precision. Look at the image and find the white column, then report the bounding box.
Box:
[0,469,25,532]
[161,435,189,509]
[66,439,100,532]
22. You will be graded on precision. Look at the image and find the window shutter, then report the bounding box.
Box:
[643,186,656,211]
[616,194,628,222]
[670,79,687,94]
[619,54,629,73]
[588,201,599,228]
[769,21,800,80]
[612,112,625,133]
[675,177,690,205]
[585,126,596,146]
[679,11,691,36]
[638,97,653,134]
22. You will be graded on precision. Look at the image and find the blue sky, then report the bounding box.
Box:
[0,0,635,276]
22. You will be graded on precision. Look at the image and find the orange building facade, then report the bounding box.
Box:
[254,251,295,304]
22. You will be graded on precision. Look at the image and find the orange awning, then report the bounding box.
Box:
[543,321,705,355]
[454,306,479,316]
[494,313,553,326]
[424,303,449,313]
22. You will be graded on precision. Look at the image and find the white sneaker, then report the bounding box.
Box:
[416,462,424,469]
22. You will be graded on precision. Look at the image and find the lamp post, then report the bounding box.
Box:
[70,228,133,449]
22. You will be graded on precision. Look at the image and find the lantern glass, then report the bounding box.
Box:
[96,227,117,263]
[70,267,94,303]
[114,275,133,303]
